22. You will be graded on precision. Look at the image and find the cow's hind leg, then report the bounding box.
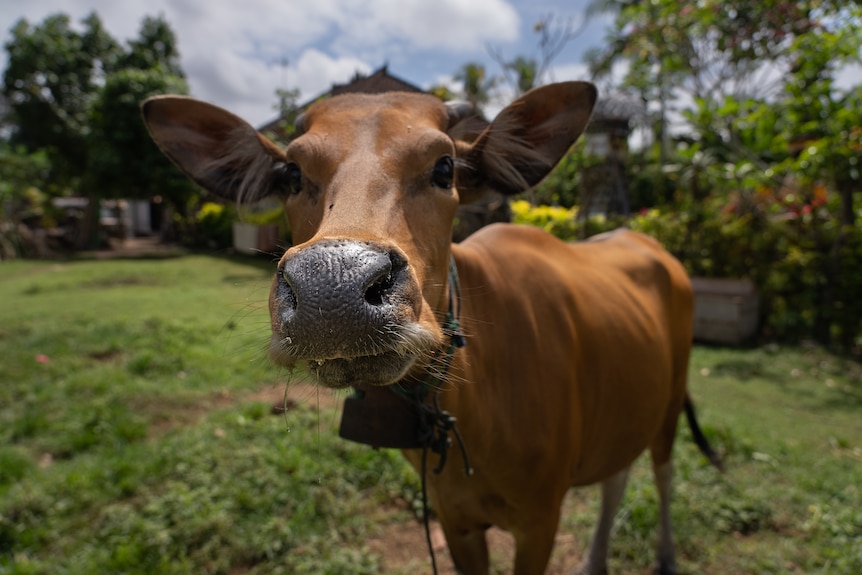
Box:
[652,460,676,575]
[576,467,629,575]
[650,398,683,575]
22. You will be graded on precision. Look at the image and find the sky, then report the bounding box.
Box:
[0,0,611,127]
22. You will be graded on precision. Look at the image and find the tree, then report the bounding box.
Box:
[267,87,302,144]
[778,16,862,227]
[3,12,194,247]
[87,68,192,205]
[0,144,51,258]
[585,0,848,165]
[586,0,862,346]
[2,12,120,187]
[87,15,190,204]
[490,14,585,96]
[86,16,193,243]
[499,55,538,96]
[119,15,185,76]
[453,63,496,113]
[428,84,456,102]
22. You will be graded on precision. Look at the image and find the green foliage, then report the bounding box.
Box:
[626,194,862,345]
[87,67,194,206]
[2,12,194,217]
[0,146,52,212]
[240,204,285,228]
[193,202,235,249]
[575,0,862,345]
[512,186,862,345]
[0,145,55,259]
[511,200,577,240]
[119,16,185,76]
[453,63,496,113]
[269,88,302,143]
[2,12,120,186]
[510,200,621,242]
[528,145,601,208]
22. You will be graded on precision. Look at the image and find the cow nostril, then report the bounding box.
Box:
[280,269,299,311]
[364,250,406,307]
[364,271,395,306]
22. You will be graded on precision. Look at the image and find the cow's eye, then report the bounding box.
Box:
[431,155,454,189]
[274,162,303,195]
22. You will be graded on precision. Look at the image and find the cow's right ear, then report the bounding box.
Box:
[141,95,286,203]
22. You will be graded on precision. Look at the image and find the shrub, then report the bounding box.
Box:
[515,193,862,346]
[194,202,234,249]
[626,195,862,346]
[510,200,621,242]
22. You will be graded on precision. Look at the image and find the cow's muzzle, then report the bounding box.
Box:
[269,239,436,388]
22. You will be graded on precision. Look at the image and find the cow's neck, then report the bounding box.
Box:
[338,255,468,463]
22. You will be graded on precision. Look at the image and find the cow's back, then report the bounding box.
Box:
[449,224,693,492]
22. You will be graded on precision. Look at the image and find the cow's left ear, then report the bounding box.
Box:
[142,95,286,203]
[456,81,596,201]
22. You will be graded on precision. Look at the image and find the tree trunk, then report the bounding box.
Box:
[75,194,101,251]
[837,178,856,227]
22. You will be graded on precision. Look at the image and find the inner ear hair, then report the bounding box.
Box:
[200,125,282,204]
[458,126,551,199]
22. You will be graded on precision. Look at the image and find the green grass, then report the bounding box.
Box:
[564,343,862,575]
[1,255,861,574]
[0,254,420,575]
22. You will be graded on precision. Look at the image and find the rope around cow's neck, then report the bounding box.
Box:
[414,255,471,575]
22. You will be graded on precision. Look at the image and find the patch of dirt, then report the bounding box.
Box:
[248,381,343,414]
[367,496,589,574]
[87,349,126,363]
[142,381,342,438]
[82,236,186,260]
[144,379,593,572]
[142,388,238,438]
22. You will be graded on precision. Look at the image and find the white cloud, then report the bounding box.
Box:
[1,1,621,128]
[835,62,862,94]
[2,0,529,124]
[171,0,521,123]
[545,62,590,84]
[293,49,371,100]
[328,0,519,53]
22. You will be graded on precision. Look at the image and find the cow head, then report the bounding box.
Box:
[142,82,596,388]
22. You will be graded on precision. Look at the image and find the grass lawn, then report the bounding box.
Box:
[1,254,860,574]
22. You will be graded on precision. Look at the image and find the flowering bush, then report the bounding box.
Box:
[627,193,862,347]
[510,200,621,242]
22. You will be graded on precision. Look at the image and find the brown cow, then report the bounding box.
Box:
[142,82,720,575]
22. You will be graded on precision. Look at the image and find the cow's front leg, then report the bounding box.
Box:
[512,510,561,575]
[576,468,630,575]
[440,523,489,575]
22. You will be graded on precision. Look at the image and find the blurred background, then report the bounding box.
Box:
[0,4,860,572]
